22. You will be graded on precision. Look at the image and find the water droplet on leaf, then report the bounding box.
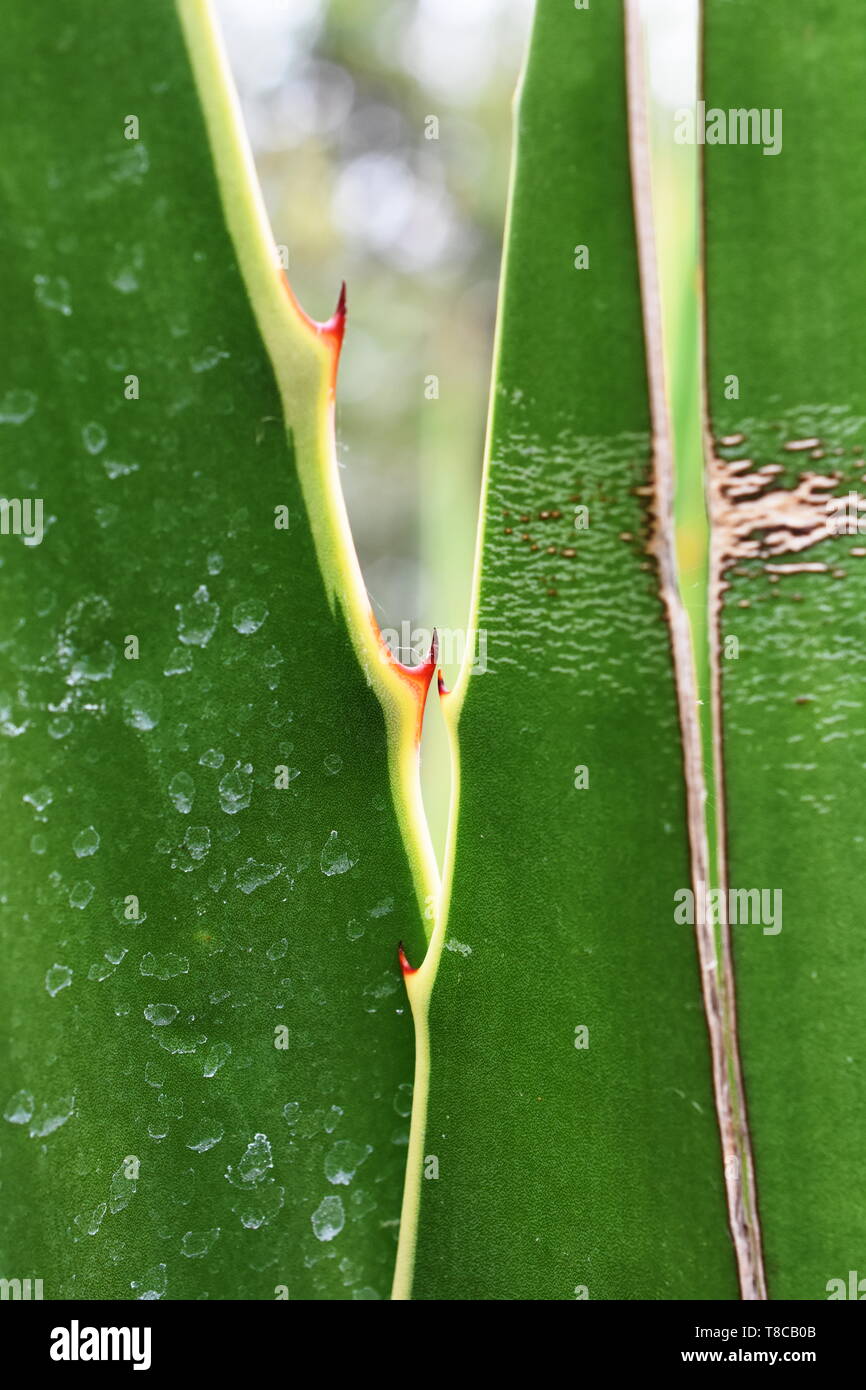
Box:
[320,831,358,877]
[311,1195,345,1242]
[45,963,73,996]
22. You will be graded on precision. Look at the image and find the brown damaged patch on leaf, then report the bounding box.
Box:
[710,440,866,586]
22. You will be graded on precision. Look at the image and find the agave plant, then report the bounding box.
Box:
[0,0,862,1305]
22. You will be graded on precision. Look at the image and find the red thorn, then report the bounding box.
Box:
[278,272,346,359]
[320,280,347,348]
[398,942,417,976]
[369,615,439,742]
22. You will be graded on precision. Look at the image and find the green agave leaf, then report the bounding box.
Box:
[6,0,854,1308]
[0,0,433,1299]
[703,0,866,1299]
[395,0,742,1301]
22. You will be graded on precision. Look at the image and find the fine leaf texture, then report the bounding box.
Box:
[397,0,739,1301]
[703,0,866,1299]
[0,0,428,1300]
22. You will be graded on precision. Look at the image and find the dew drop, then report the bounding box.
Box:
[191,345,229,373]
[311,1194,345,1242]
[168,772,195,814]
[153,1026,203,1055]
[109,262,140,294]
[131,1263,166,1301]
[234,1184,284,1230]
[393,1083,414,1118]
[234,858,281,894]
[102,458,139,480]
[29,1096,75,1138]
[225,1132,273,1187]
[183,825,211,861]
[186,1127,224,1153]
[45,964,73,997]
[320,831,359,877]
[0,389,37,425]
[446,938,473,957]
[176,586,219,647]
[232,600,268,635]
[202,1042,231,1078]
[368,897,394,919]
[24,786,53,814]
[324,1140,372,1187]
[145,1060,166,1088]
[87,959,117,983]
[69,881,95,910]
[74,1203,107,1238]
[181,1228,220,1258]
[73,825,100,858]
[362,972,399,1012]
[82,422,107,455]
[3,1090,34,1124]
[144,1003,179,1026]
[34,273,72,316]
[164,647,193,677]
[324,1106,344,1134]
[218,763,253,815]
[122,681,162,731]
[140,952,189,981]
[350,1187,376,1219]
